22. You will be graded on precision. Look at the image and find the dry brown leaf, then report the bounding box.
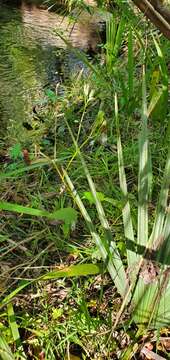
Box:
[141,346,166,360]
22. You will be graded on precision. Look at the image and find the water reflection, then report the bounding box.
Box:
[0,2,60,139]
[0,1,103,141]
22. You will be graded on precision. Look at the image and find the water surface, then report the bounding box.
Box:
[0,1,102,142]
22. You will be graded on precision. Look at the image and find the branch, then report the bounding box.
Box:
[131,0,170,40]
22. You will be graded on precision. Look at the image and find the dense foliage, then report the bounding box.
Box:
[0,0,170,359]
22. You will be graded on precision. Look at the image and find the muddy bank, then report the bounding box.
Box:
[21,2,106,53]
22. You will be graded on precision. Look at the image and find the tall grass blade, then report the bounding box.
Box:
[154,274,170,327]
[0,334,15,360]
[149,148,170,247]
[153,36,168,89]
[81,156,129,288]
[132,66,170,326]
[113,16,125,59]
[0,158,71,180]
[7,303,20,343]
[106,13,116,71]
[1,263,102,309]
[132,146,170,325]
[1,281,31,307]
[63,168,130,298]
[115,93,136,269]
[132,66,152,324]
[128,27,134,97]
[161,211,170,260]
[148,37,168,120]
[54,30,99,76]
[106,14,125,73]
[7,303,26,359]
[63,120,130,297]
[137,65,149,249]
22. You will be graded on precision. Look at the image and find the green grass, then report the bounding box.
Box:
[0,0,170,359]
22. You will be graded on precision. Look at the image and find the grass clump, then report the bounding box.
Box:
[0,1,170,359]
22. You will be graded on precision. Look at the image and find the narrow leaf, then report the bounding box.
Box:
[115,93,136,269]
[63,168,130,299]
[137,65,149,248]
[7,303,20,343]
[0,201,77,224]
[40,263,103,280]
[128,27,134,96]
[149,148,170,247]
[0,334,15,360]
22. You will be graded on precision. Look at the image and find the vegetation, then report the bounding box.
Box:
[0,0,170,359]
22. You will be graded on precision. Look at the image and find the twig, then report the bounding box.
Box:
[132,0,170,40]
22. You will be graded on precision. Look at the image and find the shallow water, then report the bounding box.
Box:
[0,1,103,142]
[0,1,62,140]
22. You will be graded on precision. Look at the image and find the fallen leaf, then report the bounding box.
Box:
[141,346,166,360]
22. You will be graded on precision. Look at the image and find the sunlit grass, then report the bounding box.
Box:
[0,1,170,358]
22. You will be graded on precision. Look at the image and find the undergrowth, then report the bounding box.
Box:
[0,1,170,359]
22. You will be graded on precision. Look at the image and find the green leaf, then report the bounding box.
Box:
[9,144,22,161]
[63,166,129,300]
[1,265,102,308]
[0,158,66,180]
[40,263,103,280]
[115,93,136,269]
[0,201,77,225]
[137,66,149,248]
[83,191,118,207]
[131,66,170,328]
[6,303,26,359]
[149,148,170,248]
[128,27,134,97]
[151,37,168,120]
[45,89,57,103]
[51,308,63,320]
[148,87,163,118]
[7,303,20,343]
[153,37,168,88]
[83,191,106,204]
[0,162,48,180]
[0,334,15,360]
[113,16,126,59]
[1,280,31,306]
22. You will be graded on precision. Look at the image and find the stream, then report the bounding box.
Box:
[0,0,105,142]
